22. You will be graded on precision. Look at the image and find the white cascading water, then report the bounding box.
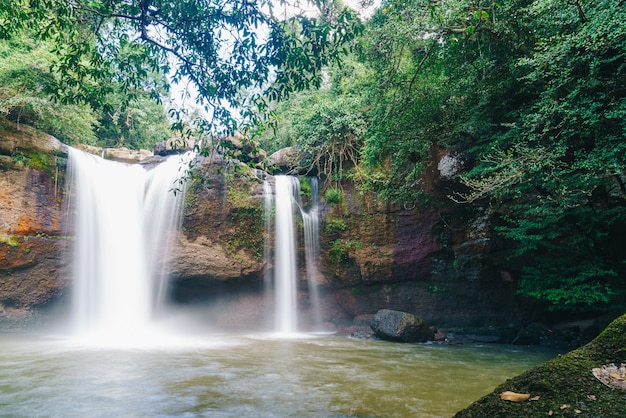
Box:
[269,175,322,334]
[263,179,274,301]
[66,148,190,340]
[273,176,299,333]
[300,177,322,329]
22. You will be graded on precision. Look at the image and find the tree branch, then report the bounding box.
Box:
[406,40,435,96]
[570,0,588,23]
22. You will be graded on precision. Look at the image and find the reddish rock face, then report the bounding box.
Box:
[316,172,525,327]
[1,167,64,236]
[0,236,70,308]
[391,207,442,281]
[0,120,69,316]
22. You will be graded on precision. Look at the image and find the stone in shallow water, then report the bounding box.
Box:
[370,309,434,343]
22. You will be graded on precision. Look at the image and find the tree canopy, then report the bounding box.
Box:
[0,0,362,137]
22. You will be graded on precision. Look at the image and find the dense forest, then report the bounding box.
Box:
[1,0,625,315]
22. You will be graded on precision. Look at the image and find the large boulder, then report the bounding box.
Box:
[0,117,67,156]
[154,136,198,156]
[371,309,434,342]
[268,146,299,172]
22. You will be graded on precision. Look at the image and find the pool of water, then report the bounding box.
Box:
[0,332,555,417]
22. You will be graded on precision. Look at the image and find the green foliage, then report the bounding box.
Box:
[325,218,347,234]
[8,149,57,174]
[329,238,361,264]
[0,232,20,247]
[355,1,459,203]
[324,187,342,204]
[451,0,626,312]
[294,94,366,181]
[299,176,312,198]
[10,150,28,165]
[95,93,171,149]
[266,0,626,313]
[350,285,363,296]
[0,33,98,144]
[0,0,363,137]
[0,29,171,148]
[427,285,445,293]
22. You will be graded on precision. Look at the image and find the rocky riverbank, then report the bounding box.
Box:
[454,313,626,418]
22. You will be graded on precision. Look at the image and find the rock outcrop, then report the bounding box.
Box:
[171,158,266,284]
[0,119,70,319]
[318,177,526,327]
[0,119,537,331]
[268,146,299,172]
[371,309,434,342]
[454,313,626,417]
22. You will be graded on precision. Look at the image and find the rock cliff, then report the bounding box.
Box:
[316,179,524,327]
[0,119,530,329]
[0,119,70,323]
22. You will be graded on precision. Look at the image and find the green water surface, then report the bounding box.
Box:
[0,333,556,417]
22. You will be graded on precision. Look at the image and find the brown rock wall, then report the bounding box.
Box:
[317,177,524,327]
[0,119,69,315]
[169,158,266,285]
[0,167,64,236]
[0,236,70,308]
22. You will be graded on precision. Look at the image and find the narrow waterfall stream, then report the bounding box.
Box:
[66,148,191,341]
[273,176,299,333]
[300,177,322,329]
[267,175,322,334]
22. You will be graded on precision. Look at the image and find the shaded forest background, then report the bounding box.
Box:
[1,0,624,315]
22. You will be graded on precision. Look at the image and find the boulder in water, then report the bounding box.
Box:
[371,309,434,342]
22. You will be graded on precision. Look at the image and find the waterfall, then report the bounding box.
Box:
[300,177,322,329]
[267,175,322,334]
[66,148,190,339]
[273,176,299,333]
[263,179,274,306]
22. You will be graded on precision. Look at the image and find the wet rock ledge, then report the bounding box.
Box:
[454,313,626,418]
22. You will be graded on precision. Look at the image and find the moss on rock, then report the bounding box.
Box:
[454,313,626,417]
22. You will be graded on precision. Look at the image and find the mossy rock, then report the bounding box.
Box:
[454,314,626,417]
